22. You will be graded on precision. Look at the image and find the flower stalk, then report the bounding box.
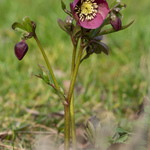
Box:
[70,44,78,150]
[33,34,60,90]
[64,38,84,150]
[67,42,84,104]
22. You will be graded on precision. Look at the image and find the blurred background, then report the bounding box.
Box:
[0,0,149,148]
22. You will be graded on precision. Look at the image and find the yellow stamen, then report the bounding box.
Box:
[75,0,98,22]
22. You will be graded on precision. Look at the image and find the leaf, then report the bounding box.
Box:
[57,18,74,35]
[61,0,72,16]
[72,25,81,37]
[80,45,94,63]
[38,64,53,85]
[116,134,128,143]
[92,41,109,55]
[98,20,134,36]
[12,22,26,32]
[61,0,66,10]
[117,127,128,134]
[36,65,67,105]
[110,0,120,9]
[57,18,67,32]
[80,40,109,64]
[22,16,33,33]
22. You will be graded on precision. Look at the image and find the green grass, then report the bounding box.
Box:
[0,0,149,149]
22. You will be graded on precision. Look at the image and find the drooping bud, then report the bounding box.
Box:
[14,39,28,60]
[110,12,122,31]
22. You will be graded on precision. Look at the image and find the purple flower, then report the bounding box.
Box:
[70,0,110,29]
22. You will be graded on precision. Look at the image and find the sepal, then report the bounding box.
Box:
[12,16,36,39]
[22,16,33,33]
[12,22,26,32]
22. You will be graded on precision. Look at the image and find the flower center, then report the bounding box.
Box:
[81,2,93,15]
[75,0,98,22]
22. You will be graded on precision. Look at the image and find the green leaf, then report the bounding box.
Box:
[22,16,33,33]
[57,18,74,35]
[116,134,128,143]
[12,22,26,32]
[61,0,72,16]
[110,0,119,9]
[57,18,67,32]
[61,0,66,10]
[80,45,94,63]
[91,41,109,55]
[97,42,109,55]
[38,64,53,85]
[98,20,134,36]
[117,127,128,134]
[36,65,67,105]
[72,25,81,37]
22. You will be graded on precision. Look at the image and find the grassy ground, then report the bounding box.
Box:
[0,0,149,149]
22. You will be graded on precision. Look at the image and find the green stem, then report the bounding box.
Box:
[33,34,60,90]
[67,42,84,104]
[64,40,84,150]
[70,45,77,149]
[70,93,76,149]
[64,104,70,150]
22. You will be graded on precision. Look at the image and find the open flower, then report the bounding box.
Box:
[70,0,110,29]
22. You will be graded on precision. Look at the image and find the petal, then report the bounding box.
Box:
[70,0,110,29]
[97,0,110,19]
[70,3,79,21]
[70,0,79,9]
[95,0,108,4]
[78,13,103,29]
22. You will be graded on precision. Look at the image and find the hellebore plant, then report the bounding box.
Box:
[70,0,110,29]
[12,0,133,150]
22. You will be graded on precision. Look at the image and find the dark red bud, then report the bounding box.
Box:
[14,39,28,60]
[110,17,122,31]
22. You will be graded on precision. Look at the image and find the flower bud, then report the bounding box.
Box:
[14,39,28,60]
[110,12,122,31]
[64,15,74,32]
[110,16,122,31]
[65,15,73,24]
